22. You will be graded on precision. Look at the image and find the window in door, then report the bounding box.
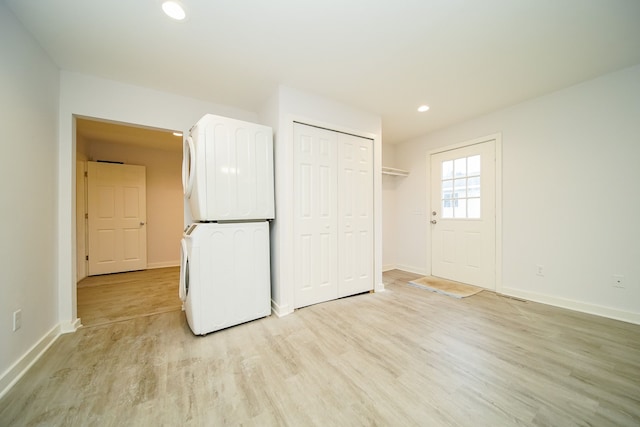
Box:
[441,154,481,219]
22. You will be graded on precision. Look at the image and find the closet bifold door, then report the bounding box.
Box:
[337,132,374,298]
[292,123,374,309]
[293,123,339,308]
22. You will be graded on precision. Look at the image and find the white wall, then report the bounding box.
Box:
[87,142,183,270]
[260,86,383,316]
[0,4,60,395]
[393,64,640,323]
[57,71,259,329]
[382,143,399,271]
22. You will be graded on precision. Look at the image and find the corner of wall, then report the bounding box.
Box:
[271,299,293,318]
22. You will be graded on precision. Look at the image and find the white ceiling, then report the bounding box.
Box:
[7,0,640,144]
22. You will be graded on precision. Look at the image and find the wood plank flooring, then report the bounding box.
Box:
[1,269,639,426]
[77,267,182,327]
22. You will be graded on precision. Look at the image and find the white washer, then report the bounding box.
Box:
[182,114,275,222]
[179,221,271,335]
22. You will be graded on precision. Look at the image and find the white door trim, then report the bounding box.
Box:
[425,133,502,293]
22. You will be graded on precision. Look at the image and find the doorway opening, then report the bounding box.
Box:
[75,116,184,326]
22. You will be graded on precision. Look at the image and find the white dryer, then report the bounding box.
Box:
[182,114,275,222]
[179,221,271,335]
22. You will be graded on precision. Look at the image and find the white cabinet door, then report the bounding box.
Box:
[293,123,374,308]
[87,161,147,275]
[338,132,374,298]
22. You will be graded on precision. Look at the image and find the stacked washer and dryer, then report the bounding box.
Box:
[179,114,274,335]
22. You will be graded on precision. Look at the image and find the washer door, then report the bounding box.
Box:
[179,238,189,302]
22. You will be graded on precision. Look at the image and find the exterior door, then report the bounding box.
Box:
[293,123,339,308]
[430,139,496,289]
[87,161,147,275]
[338,132,374,298]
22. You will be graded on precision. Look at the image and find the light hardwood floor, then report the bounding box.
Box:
[1,269,639,426]
[77,267,182,327]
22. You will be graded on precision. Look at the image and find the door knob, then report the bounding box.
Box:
[140,221,146,226]
[430,220,437,224]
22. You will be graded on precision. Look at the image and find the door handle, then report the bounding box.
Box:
[430,220,437,224]
[140,221,146,226]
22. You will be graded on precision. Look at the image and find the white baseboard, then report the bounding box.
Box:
[271,299,293,318]
[502,287,640,326]
[147,261,180,269]
[382,264,396,272]
[394,264,428,276]
[0,324,61,399]
[60,318,82,334]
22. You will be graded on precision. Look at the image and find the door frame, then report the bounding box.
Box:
[425,133,503,293]
[275,114,383,316]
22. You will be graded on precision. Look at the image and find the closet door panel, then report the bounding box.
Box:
[293,124,339,308]
[338,133,374,297]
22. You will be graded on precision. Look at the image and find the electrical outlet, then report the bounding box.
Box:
[536,265,544,277]
[612,274,624,288]
[13,309,22,332]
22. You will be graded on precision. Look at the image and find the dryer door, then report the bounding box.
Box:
[182,136,196,198]
[179,238,189,303]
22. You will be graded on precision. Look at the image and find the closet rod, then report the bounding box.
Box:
[293,121,373,141]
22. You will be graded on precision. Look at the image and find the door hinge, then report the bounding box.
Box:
[85,213,88,219]
[86,255,89,261]
[84,171,88,177]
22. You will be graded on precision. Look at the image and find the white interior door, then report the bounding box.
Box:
[338,132,374,298]
[293,123,338,308]
[430,140,496,289]
[88,161,147,275]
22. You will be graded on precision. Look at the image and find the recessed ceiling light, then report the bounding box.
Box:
[417,105,430,112]
[173,132,183,137]
[162,1,186,20]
